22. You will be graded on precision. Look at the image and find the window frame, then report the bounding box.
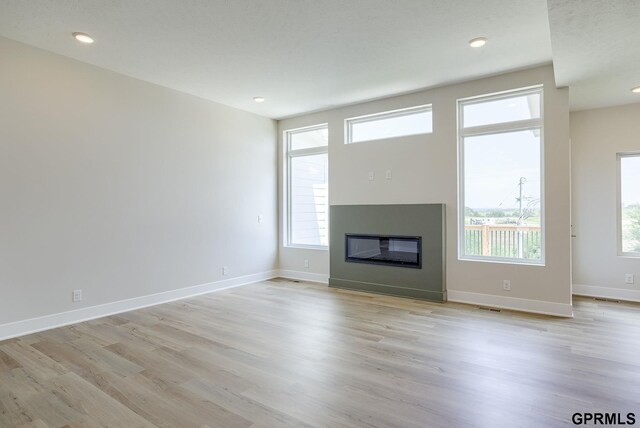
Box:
[345,104,433,144]
[617,152,640,257]
[457,86,545,265]
[284,123,329,250]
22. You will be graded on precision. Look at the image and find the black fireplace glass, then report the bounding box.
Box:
[345,234,421,268]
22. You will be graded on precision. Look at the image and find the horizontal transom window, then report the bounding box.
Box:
[345,104,432,144]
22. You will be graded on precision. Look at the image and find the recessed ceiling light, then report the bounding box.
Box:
[632,86,640,94]
[469,37,487,48]
[72,32,94,44]
[253,97,265,103]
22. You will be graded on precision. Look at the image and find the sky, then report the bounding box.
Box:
[464,130,540,209]
[463,93,541,210]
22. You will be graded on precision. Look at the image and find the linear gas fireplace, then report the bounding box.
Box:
[329,204,445,302]
[345,234,421,269]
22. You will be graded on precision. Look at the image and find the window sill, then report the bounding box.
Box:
[617,253,640,259]
[458,255,545,267]
[284,244,329,251]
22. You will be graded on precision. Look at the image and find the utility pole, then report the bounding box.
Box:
[517,177,527,258]
[518,177,527,225]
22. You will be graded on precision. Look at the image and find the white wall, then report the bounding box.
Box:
[571,104,640,301]
[0,37,278,328]
[279,65,572,315]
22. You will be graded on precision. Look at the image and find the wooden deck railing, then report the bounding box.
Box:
[464,224,541,259]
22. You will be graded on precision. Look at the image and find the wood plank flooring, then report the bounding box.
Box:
[1,279,639,427]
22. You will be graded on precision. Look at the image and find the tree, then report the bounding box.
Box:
[487,209,505,218]
[625,205,640,252]
[518,198,540,224]
[465,207,480,217]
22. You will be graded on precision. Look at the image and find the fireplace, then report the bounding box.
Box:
[329,204,446,302]
[345,234,421,268]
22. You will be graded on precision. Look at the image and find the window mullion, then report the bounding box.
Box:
[461,118,542,137]
[289,146,328,157]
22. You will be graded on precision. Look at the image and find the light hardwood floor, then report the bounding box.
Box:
[1,279,639,428]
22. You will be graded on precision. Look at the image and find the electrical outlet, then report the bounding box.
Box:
[368,171,375,181]
[257,215,263,224]
[304,259,309,268]
[72,289,82,302]
[386,170,392,180]
[222,266,229,276]
[502,280,511,291]
[625,274,634,284]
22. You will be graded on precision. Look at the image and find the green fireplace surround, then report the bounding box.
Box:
[329,204,446,302]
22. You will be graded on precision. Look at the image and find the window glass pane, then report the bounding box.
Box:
[290,153,328,246]
[290,127,328,150]
[349,109,432,143]
[621,155,640,253]
[463,92,541,128]
[463,129,542,260]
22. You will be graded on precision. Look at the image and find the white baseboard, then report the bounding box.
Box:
[447,290,573,317]
[0,270,279,342]
[277,269,329,284]
[573,284,640,303]
[5,272,595,341]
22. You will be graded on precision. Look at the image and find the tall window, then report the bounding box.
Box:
[618,153,640,256]
[285,124,329,248]
[458,87,544,264]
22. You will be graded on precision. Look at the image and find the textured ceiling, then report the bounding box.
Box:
[0,0,552,119]
[548,0,640,111]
